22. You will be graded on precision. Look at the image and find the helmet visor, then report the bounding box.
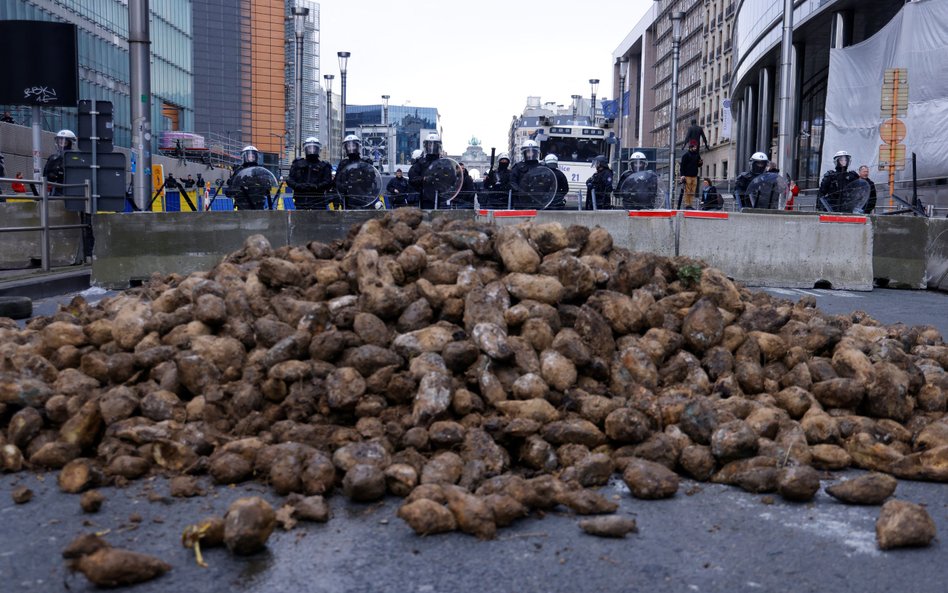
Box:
[751,160,767,174]
[523,147,539,161]
[304,142,320,156]
[55,137,72,151]
[424,140,442,155]
[835,155,850,169]
[344,140,360,155]
[242,150,257,164]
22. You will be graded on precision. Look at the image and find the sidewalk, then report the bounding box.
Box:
[0,264,91,300]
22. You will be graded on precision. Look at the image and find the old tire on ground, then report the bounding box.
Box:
[0,296,33,320]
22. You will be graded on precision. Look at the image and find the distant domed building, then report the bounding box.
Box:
[453,136,491,179]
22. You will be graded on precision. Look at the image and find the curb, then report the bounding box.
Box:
[0,266,92,300]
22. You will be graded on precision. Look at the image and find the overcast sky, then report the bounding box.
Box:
[318,0,653,155]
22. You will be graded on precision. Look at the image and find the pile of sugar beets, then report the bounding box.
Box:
[2,210,947,581]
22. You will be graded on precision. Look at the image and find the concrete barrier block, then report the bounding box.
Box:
[871,216,929,288]
[678,211,873,291]
[93,211,291,288]
[288,210,382,245]
[927,218,948,291]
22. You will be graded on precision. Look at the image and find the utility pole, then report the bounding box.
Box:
[129,0,152,211]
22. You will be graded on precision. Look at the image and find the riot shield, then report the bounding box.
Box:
[745,172,788,210]
[511,165,557,210]
[335,161,383,209]
[837,178,871,214]
[617,170,663,210]
[227,166,278,210]
[423,157,463,209]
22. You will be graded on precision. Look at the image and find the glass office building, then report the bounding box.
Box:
[0,0,193,149]
[346,104,440,166]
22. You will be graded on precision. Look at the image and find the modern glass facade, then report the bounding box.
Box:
[0,0,193,149]
[346,104,440,165]
[731,0,903,187]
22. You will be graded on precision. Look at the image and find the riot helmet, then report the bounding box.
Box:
[343,135,362,158]
[423,133,442,157]
[521,140,540,162]
[497,152,510,169]
[55,129,76,152]
[543,154,559,167]
[303,137,321,158]
[591,155,609,170]
[630,151,648,172]
[833,150,851,171]
[411,148,424,163]
[241,145,260,165]
[750,151,769,175]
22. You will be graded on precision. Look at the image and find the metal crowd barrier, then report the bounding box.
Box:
[0,176,91,271]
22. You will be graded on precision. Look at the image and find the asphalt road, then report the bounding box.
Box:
[2,286,946,593]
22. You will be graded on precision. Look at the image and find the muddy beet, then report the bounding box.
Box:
[73,548,171,587]
[223,497,276,555]
[875,499,937,549]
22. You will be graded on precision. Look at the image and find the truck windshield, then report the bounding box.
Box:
[540,138,605,163]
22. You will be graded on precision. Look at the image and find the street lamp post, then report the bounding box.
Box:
[337,51,350,158]
[571,94,581,124]
[324,74,334,160]
[616,57,628,174]
[668,11,684,204]
[381,94,391,174]
[291,6,309,159]
[589,79,600,125]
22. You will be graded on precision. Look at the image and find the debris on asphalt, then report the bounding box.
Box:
[825,472,898,505]
[72,547,171,587]
[0,210,944,546]
[223,496,275,555]
[181,517,224,567]
[79,489,105,513]
[11,485,32,504]
[875,499,937,549]
[578,516,639,538]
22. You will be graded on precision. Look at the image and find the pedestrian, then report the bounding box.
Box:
[385,168,411,207]
[287,137,335,210]
[183,174,196,189]
[0,111,15,124]
[195,172,205,189]
[858,164,877,214]
[585,155,614,210]
[818,150,859,212]
[0,152,5,179]
[700,177,723,210]
[12,172,27,194]
[683,118,710,154]
[678,140,702,208]
[734,151,769,209]
[543,154,569,210]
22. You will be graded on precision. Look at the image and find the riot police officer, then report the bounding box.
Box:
[509,140,542,203]
[337,134,373,177]
[543,154,569,210]
[408,133,445,209]
[225,145,275,210]
[585,155,613,210]
[735,151,769,209]
[818,150,859,212]
[43,129,76,195]
[482,152,511,209]
[617,151,649,186]
[287,136,334,209]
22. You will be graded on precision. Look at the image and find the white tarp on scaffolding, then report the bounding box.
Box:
[822,0,948,181]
